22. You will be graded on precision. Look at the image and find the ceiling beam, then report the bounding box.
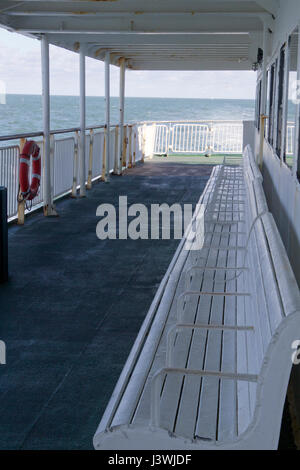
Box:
[128,59,253,71]
[3,13,267,34]
[2,9,273,17]
[0,1,265,72]
[0,0,274,11]
[46,32,253,47]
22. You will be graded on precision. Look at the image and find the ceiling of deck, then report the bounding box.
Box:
[0,0,279,70]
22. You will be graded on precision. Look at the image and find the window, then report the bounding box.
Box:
[276,45,286,158]
[267,63,276,145]
[284,27,299,169]
[265,70,270,138]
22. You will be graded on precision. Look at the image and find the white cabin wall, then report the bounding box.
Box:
[260,124,300,435]
[254,0,300,283]
[261,138,300,268]
[254,0,300,424]
[273,0,300,50]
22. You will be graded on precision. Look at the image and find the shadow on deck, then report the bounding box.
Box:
[0,158,213,450]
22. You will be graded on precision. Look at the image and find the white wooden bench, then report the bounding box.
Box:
[93,146,300,450]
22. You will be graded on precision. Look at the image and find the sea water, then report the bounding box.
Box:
[0,94,255,138]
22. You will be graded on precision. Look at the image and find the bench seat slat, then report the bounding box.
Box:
[161,242,225,434]
[194,240,231,440]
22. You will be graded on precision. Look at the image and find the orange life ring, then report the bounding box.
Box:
[19,140,41,201]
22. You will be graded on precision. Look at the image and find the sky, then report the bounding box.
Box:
[0,28,257,99]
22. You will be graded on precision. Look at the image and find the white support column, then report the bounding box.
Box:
[105,51,110,182]
[118,57,126,175]
[41,35,56,216]
[79,47,86,197]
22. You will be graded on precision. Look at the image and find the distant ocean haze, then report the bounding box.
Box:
[0,94,256,137]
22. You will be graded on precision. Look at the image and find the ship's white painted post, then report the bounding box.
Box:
[72,130,79,197]
[79,47,86,197]
[118,58,126,175]
[114,125,119,173]
[17,138,26,225]
[87,129,94,190]
[41,35,56,216]
[104,51,110,182]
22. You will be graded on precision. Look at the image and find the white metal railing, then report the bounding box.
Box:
[0,145,19,218]
[152,120,244,155]
[152,120,296,156]
[0,123,144,221]
[54,137,75,198]
[172,123,208,153]
[0,119,249,222]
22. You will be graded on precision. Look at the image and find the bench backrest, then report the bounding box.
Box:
[239,209,300,435]
[243,145,263,182]
[232,154,300,438]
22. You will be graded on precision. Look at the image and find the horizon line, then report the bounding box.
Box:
[3,93,255,100]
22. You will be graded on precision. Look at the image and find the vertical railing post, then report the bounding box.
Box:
[167,123,172,155]
[141,124,146,162]
[170,124,174,154]
[118,58,126,175]
[87,129,94,190]
[79,46,86,197]
[133,127,136,166]
[102,130,106,181]
[50,134,55,202]
[128,125,132,168]
[207,122,213,157]
[0,187,8,283]
[72,130,79,197]
[104,51,110,183]
[113,125,119,173]
[17,138,26,225]
[41,34,56,216]
[150,123,156,159]
[122,125,127,168]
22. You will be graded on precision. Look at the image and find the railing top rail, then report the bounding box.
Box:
[0,119,253,143]
[0,123,127,142]
[140,119,245,124]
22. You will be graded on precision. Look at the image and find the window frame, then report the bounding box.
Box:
[283,29,299,168]
[267,62,276,146]
[275,45,286,159]
[255,79,262,130]
[260,23,300,182]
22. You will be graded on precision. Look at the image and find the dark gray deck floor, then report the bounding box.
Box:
[0,159,213,450]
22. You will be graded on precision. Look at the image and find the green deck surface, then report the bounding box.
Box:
[153,153,243,165]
